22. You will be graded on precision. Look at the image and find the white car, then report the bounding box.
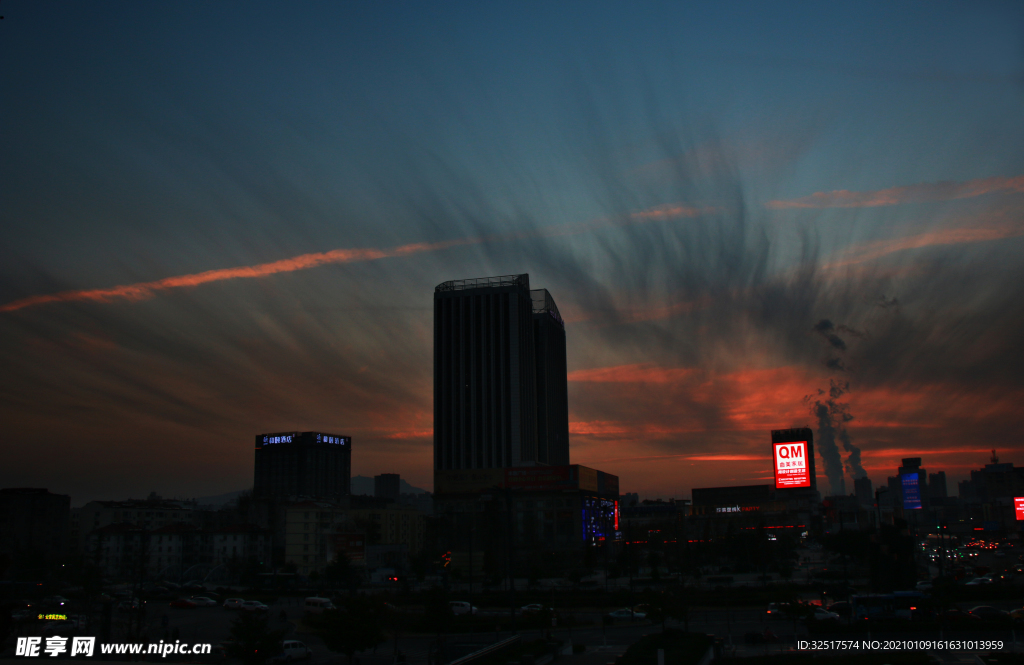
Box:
[269,641,311,663]
[223,598,245,610]
[449,601,478,616]
[242,600,268,612]
[812,608,840,622]
[191,596,218,607]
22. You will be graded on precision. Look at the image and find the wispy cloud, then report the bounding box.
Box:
[826,224,1024,268]
[1,204,709,314]
[766,175,1024,210]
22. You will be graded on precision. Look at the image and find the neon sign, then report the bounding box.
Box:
[263,435,293,444]
[1016,497,1024,521]
[316,434,346,445]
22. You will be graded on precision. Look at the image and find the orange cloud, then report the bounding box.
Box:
[562,296,711,325]
[0,240,477,313]
[825,224,1024,268]
[766,174,1024,210]
[2,203,710,314]
[568,363,701,383]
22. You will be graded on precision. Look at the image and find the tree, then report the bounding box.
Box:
[645,586,692,633]
[227,610,288,665]
[313,597,387,665]
[322,553,362,593]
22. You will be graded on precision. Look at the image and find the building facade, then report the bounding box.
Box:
[254,431,351,501]
[0,488,70,562]
[282,501,349,576]
[434,274,539,470]
[531,288,570,466]
[374,474,401,501]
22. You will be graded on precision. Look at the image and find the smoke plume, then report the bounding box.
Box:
[808,319,867,495]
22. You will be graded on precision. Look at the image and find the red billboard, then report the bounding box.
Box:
[1015,497,1024,521]
[773,441,811,489]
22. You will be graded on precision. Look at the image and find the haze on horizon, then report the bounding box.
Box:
[1,2,1023,505]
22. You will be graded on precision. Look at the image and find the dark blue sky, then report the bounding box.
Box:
[2,2,1023,502]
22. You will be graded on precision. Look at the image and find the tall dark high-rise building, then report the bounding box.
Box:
[433,273,570,470]
[374,473,401,501]
[253,431,351,501]
[531,288,570,466]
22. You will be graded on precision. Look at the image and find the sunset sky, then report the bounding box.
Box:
[2,2,1023,504]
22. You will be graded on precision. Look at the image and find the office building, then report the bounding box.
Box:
[531,288,570,466]
[433,273,569,470]
[928,472,947,500]
[855,476,873,508]
[374,473,401,502]
[254,431,351,501]
[0,488,70,561]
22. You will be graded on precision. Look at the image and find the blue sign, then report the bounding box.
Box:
[901,473,922,510]
[263,434,293,444]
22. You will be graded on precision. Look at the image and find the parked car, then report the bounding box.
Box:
[968,606,1009,621]
[827,602,851,618]
[1009,607,1024,623]
[170,599,198,609]
[606,608,646,621]
[223,598,245,610]
[448,601,477,616]
[304,597,335,614]
[268,641,312,663]
[810,608,840,622]
[190,596,218,607]
[964,577,993,586]
[241,600,268,612]
[520,604,552,616]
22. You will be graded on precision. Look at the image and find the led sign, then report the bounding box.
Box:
[901,473,922,510]
[773,441,811,489]
[316,434,346,445]
[263,434,293,444]
[1015,497,1024,521]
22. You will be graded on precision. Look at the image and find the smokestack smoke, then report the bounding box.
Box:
[808,319,867,494]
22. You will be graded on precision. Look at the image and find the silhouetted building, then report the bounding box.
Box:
[71,495,198,553]
[531,288,570,466]
[0,488,70,562]
[898,458,927,510]
[958,452,1024,501]
[855,476,873,508]
[928,471,947,499]
[253,431,351,501]
[433,274,570,469]
[374,474,401,502]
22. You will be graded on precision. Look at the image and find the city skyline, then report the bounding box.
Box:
[2,3,1023,503]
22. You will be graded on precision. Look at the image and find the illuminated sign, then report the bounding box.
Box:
[315,434,347,445]
[773,441,811,489]
[1015,497,1024,521]
[901,473,922,510]
[37,614,67,621]
[263,434,294,444]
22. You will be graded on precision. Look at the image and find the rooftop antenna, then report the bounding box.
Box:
[991,449,999,464]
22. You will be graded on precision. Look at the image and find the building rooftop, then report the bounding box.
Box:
[435,274,529,293]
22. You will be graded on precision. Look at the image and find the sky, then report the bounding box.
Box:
[1,2,1023,505]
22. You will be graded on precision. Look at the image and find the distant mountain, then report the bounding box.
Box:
[194,489,248,507]
[351,475,428,496]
